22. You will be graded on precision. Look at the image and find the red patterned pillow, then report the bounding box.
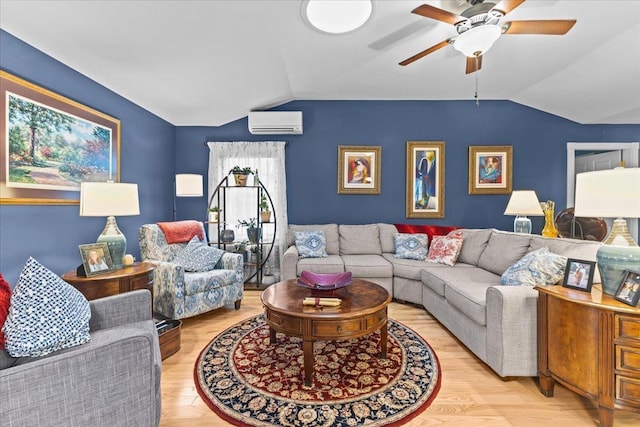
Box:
[426,231,465,266]
[394,224,461,245]
[0,273,12,350]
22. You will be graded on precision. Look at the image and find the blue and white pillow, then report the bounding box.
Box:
[173,236,225,272]
[295,231,328,258]
[501,247,567,286]
[394,233,429,261]
[3,257,91,357]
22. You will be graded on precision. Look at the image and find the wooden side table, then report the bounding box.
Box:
[535,284,640,427]
[61,262,181,360]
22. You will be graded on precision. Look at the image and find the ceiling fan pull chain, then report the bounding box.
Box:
[475,56,480,106]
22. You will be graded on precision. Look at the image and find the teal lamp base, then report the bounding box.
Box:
[97,216,126,269]
[597,245,640,295]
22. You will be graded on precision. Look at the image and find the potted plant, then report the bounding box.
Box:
[249,246,259,264]
[208,206,219,222]
[259,193,271,223]
[237,218,261,244]
[233,240,249,262]
[229,166,253,186]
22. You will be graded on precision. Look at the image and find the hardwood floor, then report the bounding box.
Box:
[159,290,639,426]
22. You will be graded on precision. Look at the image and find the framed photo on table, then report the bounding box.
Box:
[406,141,445,218]
[562,258,596,292]
[337,145,381,195]
[468,145,512,194]
[614,271,640,306]
[1,70,120,205]
[79,243,114,276]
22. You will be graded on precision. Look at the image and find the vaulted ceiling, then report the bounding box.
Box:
[1,0,639,126]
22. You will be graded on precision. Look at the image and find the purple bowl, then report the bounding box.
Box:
[296,271,352,290]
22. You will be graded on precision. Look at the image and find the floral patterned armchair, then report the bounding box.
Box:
[138,222,243,319]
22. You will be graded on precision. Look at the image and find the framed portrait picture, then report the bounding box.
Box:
[337,145,381,194]
[614,271,640,306]
[468,145,513,194]
[1,70,120,205]
[79,243,114,276]
[562,258,596,292]
[406,141,445,218]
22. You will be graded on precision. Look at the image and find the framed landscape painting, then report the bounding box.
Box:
[468,145,512,194]
[1,71,120,205]
[406,141,445,218]
[337,145,381,194]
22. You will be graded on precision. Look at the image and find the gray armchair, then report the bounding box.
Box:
[0,290,161,427]
[139,222,243,320]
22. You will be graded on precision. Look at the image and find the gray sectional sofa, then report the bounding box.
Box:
[282,223,602,378]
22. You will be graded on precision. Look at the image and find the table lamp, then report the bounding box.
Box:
[574,167,640,295]
[504,190,544,234]
[174,174,203,220]
[80,182,140,269]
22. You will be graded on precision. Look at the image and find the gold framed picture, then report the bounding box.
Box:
[337,145,381,195]
[1,70,120,205]
[468,145,512,195]
[406,141,445,218]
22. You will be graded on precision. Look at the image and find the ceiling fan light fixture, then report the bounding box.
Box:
[303,0,373,35]
[453,25,501,57]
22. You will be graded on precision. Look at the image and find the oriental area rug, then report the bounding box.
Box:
[194,314,441,426]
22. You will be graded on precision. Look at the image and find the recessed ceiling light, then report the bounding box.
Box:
[303,0,373,35]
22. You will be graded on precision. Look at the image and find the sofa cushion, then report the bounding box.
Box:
[173,236,225,272]
[477,231,532,276]
[3,257,91,357]
[0,273,11,351]
[528,235,602,282]
[342,255,392,278]
[0,349,18,370]
[445,280,499,326]
[457,229,493,266]
[378,223,398,253]
[421,265,495,297]
[384,253,429,281]
[501,247,567,286]
[394,233,429,260]
[339,224,381,255]
[427,231,464,266]
[296,255,345,275]
[157,220,205,244]
[288,224,339,255]
[295,231,328,258]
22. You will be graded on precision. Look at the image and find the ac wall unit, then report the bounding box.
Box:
[248,111,303,135]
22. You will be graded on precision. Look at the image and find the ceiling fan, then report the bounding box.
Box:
[399,0,577,74]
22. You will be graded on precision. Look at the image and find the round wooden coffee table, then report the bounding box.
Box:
[261,278,391,386]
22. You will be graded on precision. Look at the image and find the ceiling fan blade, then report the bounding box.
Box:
[466,55,483,74]
[399,39,450,66]
[503,20,577,35]
[491,0,526,16]
[412,4,465,25]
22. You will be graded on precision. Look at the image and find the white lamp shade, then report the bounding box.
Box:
[175,174,203,197]
[504,190,544,216]
[574,168,640,218]
[79,182,140,217]
[453,25,501,57]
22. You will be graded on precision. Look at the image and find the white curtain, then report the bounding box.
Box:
[207,141,288,277]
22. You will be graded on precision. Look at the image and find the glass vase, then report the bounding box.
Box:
[541,201,558,238]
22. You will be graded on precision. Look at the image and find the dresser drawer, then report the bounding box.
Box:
[364,309,387,332]
[267,311,303,335]
[129,274,153,291]
[616,345,640,374]
[616,374,640,405]
[313,319,362,337]
[616,315,640,343]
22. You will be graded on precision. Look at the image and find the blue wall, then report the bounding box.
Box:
[2,29,639,285]
[0,30,175,284]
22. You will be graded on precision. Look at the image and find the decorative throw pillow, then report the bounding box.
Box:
[295,231,328,258]
[0,273,11,350]
[173,236,225,272]
[426,231,464,266]
[394,233,429,260]
[394,224,462,245]
[3,257,91,358]
[501,247,568,286]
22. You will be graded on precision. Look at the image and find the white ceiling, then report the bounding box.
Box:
[1,0,639,126]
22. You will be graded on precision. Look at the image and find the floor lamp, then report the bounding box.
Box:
[174,174,203,220]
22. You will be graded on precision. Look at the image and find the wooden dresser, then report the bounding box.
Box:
[536,284,640,427]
